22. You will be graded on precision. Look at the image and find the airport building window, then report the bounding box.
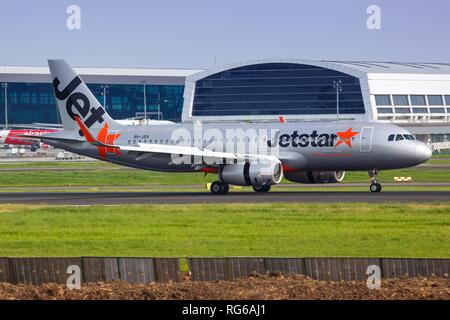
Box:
[430,107,445,113]
[377,108,393,113]
[410,95,426,106]
[412,107,428,113]
[444,95,450,105]
[427,95,444,106]
[394,107,410,113]
[375,95,391,106]
[392,95,409,106]
[6,83,58,124]
[192,63,365,116]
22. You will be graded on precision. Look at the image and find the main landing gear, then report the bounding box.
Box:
[252,184,271,193]
[209,181,272,194]
[210,181,230,194]
[368,169,382,192]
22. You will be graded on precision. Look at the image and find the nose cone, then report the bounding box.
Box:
[415,144,432,164]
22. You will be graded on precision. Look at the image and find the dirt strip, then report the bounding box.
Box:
[0,274,448,300]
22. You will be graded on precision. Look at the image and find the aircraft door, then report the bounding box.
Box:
[360,127,374,152]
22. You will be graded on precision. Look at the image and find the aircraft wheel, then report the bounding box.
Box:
[210,181,223,194]
[253,185,271,193]
[370,183,382,193]
[210,181,229,194]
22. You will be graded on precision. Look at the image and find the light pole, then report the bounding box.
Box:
[1,83,8,129]
[157,91,160,120]
[100,85,108,108]
[142,81,147,121]
[333,80,342,120]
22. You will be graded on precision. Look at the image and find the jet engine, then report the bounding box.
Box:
[284,171,345,184]
[219,160,283,186]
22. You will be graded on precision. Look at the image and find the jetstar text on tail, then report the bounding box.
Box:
[268,128,359,148]
[52,76,105,129]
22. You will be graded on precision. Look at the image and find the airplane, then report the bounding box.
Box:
[22,59,432,193]
[0,128,57,151]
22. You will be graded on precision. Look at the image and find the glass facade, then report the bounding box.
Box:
[0,82,184,125]
[445,95,450,105]
[392,95,409,106]
[376,94,450,115]
[427,95,444,106]
[375,95,392,106]
[410,95,426,105]
[192,63,365,116]
[377,107,393,113]
[430,108,445,113]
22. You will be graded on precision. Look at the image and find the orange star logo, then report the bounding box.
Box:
[74,116,121,160]
[96,122,122,159]
[335,127,359,148]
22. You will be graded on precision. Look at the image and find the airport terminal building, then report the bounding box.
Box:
[1,59,450,142]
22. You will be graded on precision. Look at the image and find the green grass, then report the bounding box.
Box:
[432,153,450,159]
[0,161,105,169]
[1,167,450,187]
[0,203,448,258]
[427,159,450,165]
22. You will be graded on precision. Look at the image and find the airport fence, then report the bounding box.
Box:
[0,257,448,285]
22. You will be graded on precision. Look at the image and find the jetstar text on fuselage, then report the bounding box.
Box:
[268,129,359,148]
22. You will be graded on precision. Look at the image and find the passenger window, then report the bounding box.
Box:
[388,134,395,141]
[395,135,404,141]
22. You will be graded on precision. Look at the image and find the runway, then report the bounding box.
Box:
[0,191,449,205]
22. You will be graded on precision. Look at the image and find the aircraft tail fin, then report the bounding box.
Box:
[48,59,120,132]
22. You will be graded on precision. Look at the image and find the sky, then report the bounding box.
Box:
[0,0,449,69]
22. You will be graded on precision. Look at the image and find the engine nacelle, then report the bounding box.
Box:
[284,171,345,184]
[220,161,283,186]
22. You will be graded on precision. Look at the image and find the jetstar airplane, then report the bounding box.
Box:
[23,60,432,193]
[0,129,57,150]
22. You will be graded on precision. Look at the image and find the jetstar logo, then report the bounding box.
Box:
[268,128,359,148]
[53,76,105,134]
[75,116,121,159]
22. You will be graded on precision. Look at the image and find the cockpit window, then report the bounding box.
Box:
[388,134,416,142]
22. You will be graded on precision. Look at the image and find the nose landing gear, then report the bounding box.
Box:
[368,169,382,192]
